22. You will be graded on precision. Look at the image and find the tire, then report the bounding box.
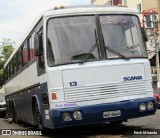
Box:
[11,106,18,123]
[0,112,6,118]
[35,102,43,130]
[11,106,15,122]
[14,111,18,124]
[109,121,123,125]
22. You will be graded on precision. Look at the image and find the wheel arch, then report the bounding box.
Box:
[32,95,43,126]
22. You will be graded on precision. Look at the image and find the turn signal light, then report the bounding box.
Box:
[52,93,57,100]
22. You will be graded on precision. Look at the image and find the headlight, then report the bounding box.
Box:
[147,102,154,110]
[62,112,72,121]
[139,103,146,111]
[73,111,82,120]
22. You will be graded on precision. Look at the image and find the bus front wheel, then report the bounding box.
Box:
[34,102,43,130]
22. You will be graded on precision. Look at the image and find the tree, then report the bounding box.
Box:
[0,38,15,85]
[0,45,14,65]
[0,38,15,69]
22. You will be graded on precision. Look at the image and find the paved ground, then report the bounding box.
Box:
[0,109,160,138]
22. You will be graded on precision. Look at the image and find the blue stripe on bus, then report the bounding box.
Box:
[49,97,156,128]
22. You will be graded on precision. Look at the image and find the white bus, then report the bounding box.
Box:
[1,6,156,129]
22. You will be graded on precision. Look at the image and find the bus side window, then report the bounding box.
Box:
[8,63,10,80]
[22,43,28,67]
[5,67,7,82]
[15,53,19,72]
[31,32,36,60]
[13,56,17,75]
[47,39,55,66]
[3,69,5,83]
[17,48,22,71]
[37,30,45,75]
[9,62,12,79]
[7,66,9,81]
[28,32,36,62]
[12,58,15,76]
[4,69,6,83]
[4,67,8,82]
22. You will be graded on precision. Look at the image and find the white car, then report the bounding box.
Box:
[0,94,6,117]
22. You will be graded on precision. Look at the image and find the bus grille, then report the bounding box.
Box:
[64,81,147,102]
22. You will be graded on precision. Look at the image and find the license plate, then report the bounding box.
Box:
[103,110,121,118]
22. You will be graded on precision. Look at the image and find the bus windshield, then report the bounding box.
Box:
[47,16,100,65]
[100,15,147,59]
[47,15,147,66]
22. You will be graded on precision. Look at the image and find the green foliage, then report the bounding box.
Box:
[0,44,14,69]
[0,69,4,88]
[1,45,14,62]
[0,40,14,79]
[0,69,3,88]
[0,60,4,70]
[0,69,3,76]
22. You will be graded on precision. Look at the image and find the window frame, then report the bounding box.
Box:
[29,32,36,62]
[22,42,28,68]
[36,28,45,76]
[17,48,23,72]
[98,14,148,60]
[46,14,102,67]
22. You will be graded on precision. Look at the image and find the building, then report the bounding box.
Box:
[91,0,122,6]
[91,0,160,40]
[91,0,159,14]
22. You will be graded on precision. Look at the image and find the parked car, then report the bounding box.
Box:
[0,94,6,117]
[154,93,160,109]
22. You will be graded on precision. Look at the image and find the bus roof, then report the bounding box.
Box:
[44,5,138,17]
[4,5,139,68]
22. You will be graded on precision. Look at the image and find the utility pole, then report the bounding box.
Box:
[112,0,114,5]
[154,13,160,88]
[142,8,160,88]
[156,0,160,88]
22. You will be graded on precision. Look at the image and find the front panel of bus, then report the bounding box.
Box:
[45,13,156,128]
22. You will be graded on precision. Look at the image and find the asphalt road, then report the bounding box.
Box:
[0,109,160,138]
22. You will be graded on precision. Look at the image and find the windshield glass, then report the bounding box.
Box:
[47,16,100,65]
[100,15,147,58]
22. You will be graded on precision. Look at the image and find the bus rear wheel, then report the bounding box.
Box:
[11,105,18,123]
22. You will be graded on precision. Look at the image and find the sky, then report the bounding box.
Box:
[0,0,91,46]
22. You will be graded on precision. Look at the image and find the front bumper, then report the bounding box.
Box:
[50,97,156,128]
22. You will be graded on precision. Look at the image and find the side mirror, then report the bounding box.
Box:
[34,33,43,56]
[141,27,148,42]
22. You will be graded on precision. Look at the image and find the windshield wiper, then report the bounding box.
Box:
[104,45,130,60]
[79,30,99,64]
[79,43,98,64]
